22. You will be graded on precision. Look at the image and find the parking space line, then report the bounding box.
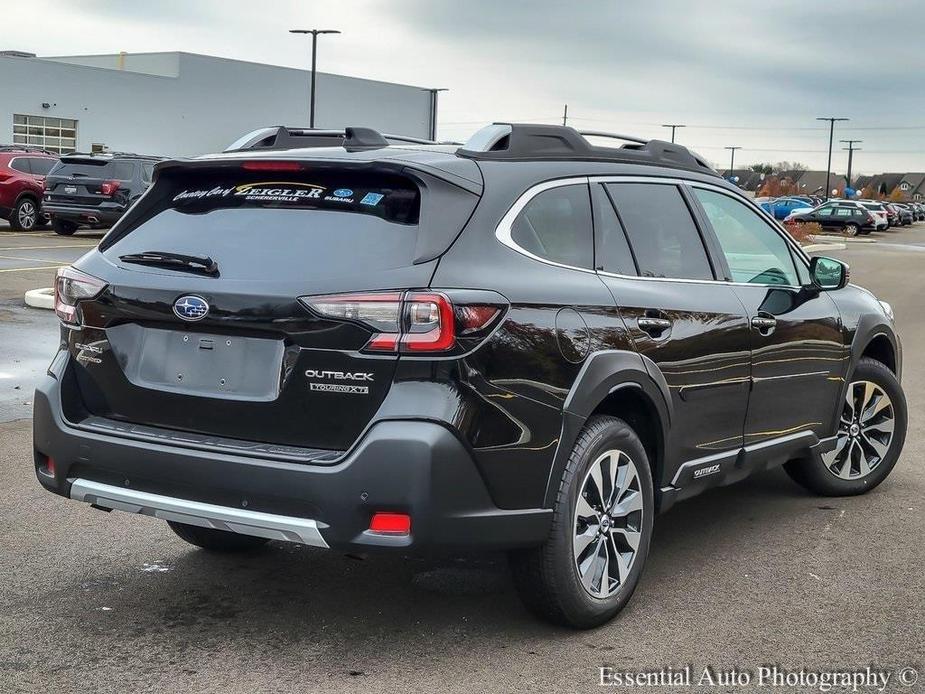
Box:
[0,265,61,273]
[0,254,75,264]
[0,245,95,251]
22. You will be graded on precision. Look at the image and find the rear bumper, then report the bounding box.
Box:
[42,202,124,225]
[32,360,552,552]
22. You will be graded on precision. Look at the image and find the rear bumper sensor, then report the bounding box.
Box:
[69,478,330,548]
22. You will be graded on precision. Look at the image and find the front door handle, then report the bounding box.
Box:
[751,315,777,335]
[637,316,672,337]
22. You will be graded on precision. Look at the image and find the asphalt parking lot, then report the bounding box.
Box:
[0,222,923,693]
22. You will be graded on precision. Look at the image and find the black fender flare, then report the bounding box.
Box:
[542,350,673,507]
[14,190,40,208]
[831,318,902,434]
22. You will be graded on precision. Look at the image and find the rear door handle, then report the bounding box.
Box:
[751,315,777,335]
[637,316,672,337]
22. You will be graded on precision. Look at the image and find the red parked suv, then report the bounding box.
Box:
[0,146,59,231]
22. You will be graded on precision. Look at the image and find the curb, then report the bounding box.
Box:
[24,287,55,310]
[814,234,876,244]
[802,242,846,253]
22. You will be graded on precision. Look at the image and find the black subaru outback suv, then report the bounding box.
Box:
[33,125,906,628]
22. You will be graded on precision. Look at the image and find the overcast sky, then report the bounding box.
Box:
[7,0,925,173]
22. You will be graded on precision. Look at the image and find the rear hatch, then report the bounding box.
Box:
[45,156,134,209]
[65,158,480,453]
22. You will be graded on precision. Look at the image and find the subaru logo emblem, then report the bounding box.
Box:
[333,188,353,198]
[173,295,209,321]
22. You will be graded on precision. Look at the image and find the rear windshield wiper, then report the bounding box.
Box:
[119,251,219,276]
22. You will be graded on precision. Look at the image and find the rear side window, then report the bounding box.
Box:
[102,170,423,281]
[605,183,714,280]
[594,184,637,276]
[510,184,593,269]
[9,158,30,174]
[29,158,57,175]
[111,161,135,181]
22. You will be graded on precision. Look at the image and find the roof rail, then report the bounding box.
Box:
[0,144,58,155]
[457,123,717,175]
[62,151,164,160]
[224,126,455,153]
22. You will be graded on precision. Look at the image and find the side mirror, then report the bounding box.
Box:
[809,256,849,290]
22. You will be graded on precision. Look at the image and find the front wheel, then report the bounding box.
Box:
[510,415,654,628]
[785,358,907,496]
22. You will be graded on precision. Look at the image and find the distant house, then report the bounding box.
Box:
[896,173,925,201]
[777,170,847,196]
[862,173,906,198]
[720,169,765,192]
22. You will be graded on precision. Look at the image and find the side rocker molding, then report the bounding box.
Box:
[544,350,673,508]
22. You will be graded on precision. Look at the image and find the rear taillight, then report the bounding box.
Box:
[300,291,502,354]
[54,266,107,324]
[99,180,120,196]
[0,171,12,182]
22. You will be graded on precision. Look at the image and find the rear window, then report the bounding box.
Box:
[50,159,135,180]
[102,170,422,280]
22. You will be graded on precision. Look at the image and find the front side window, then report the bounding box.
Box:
[693,188,800,286]
[605,183,713,280]
[510,184,593,269]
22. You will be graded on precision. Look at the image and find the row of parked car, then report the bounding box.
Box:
[758,194,923,236]
[0,145,161,234]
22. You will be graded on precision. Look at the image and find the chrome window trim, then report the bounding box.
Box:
[493,174,815,290]
[495,176,597,275]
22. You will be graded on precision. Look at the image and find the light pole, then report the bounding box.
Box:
[661,123,685,143]
[841,139,862,189]
[817,116,849,200]
[290,28,341,128]
[427,88,448,141]
[724,146,742,178]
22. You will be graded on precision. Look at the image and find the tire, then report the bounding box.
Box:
[10,197,39,231]
[52,218,78,236]
[785,357,907,496]
[844,223,859,237]
[509,415,654,628]
[167,521,270,552]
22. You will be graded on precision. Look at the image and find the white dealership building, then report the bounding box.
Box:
[0,50,438,157]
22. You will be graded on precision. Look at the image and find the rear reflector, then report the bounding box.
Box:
[368,512,411,535]
[241,161,303,171]
[46,458,56,476]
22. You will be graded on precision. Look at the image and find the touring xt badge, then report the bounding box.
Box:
[305,369,374,395]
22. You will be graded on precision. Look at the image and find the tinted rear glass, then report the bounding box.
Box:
[102,170,422,280]
[50,159,134,179]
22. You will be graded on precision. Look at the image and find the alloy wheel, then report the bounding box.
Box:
[573,449,643,598]
[822,380,895,480]
[18,201,37,230]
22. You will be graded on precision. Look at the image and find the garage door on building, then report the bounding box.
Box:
[12,114,77,154]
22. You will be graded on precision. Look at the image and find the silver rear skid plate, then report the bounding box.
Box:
[69,478,330,548]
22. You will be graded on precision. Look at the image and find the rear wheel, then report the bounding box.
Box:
[10,198,39,231]
[785,358,906,496]
[844,223,860,237]
[167,521,270,552]
[510,415,654,628]
[52,218,79,236]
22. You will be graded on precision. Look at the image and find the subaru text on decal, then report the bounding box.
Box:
[33,124,906,628]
